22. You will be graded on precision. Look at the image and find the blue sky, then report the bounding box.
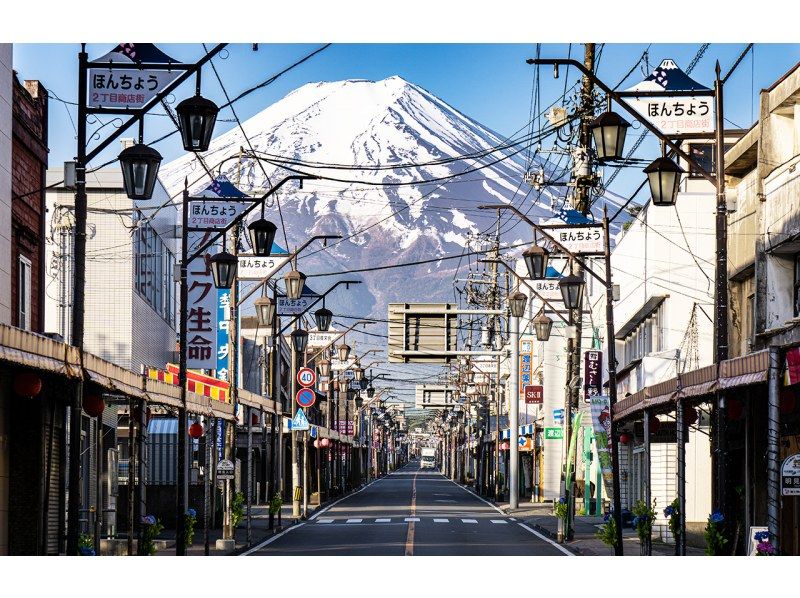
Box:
[12,43,800,201]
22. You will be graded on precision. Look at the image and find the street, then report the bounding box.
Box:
[245,462,571,556]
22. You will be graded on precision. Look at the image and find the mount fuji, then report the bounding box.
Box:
[161,76,618,319]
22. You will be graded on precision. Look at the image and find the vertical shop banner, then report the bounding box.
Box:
[589,395,614,497]
[216,290,230,382]
[519,339,533,399]
[584,350,602,403]
[186,231,217,370]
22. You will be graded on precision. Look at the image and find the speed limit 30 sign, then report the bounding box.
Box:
[297,367,316,388]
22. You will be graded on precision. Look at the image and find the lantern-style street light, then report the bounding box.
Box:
[118,143,162,200]
[210,251,237,289]
[644,156,684,207]
[508,291,528,318]
[590,110,631,162]
[523,245,550,280]
[291,329,309,354]
[317,358,331,378]
[315,307,333,332]
[254,296,275,327]
[176,94,219,152]
[337,343,351,363]
[559,273,585,310]
[284,269,306,300]
[248,218,278,256]
[533,312,554,342]
[354,366,365,382]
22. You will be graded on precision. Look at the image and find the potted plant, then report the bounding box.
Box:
[183,508,197,547]
[704,511,728,556]
[231,491,245,528]
[140,515,164,556]
[78,533,95,556]
[754,530,776,556]
[632,499,656,555]
[664,498,680,554]
[268,492,282,530]
[595,512,618,554]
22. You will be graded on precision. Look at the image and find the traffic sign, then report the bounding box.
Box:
[524,385,544,404]
[297,367,316,388]
[216,459,235,480]
[289,408,310,431]
[553,408,565,424]
[296,388,316,408]
[544,427,563,440]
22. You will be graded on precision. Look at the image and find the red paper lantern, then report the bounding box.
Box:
[320,438,330,448]
[189,421,204,439]
[727,399,744,421]
[648,416,661,435]
[781,393,797,415]
[13,371,42,398]
[82,394,105,418]
[619,433,632,445]
[684,408,699,427]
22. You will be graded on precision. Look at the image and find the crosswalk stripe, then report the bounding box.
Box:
[433,518,449,523]
[461,519,478,524]
[317,519,334,524]
[490,519,508,524]
[375,518,391,523]
[404,517,420,522]
[346,518,363,523]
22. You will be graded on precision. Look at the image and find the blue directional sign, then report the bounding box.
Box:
[289,408,310,431]
[553,408,565,424]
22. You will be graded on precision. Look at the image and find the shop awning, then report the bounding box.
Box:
[677,364,718,397]
[718,350,770,389]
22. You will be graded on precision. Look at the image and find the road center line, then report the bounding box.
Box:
[404,471,418,556]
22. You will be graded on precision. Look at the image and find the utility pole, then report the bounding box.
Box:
[565,42,595,541]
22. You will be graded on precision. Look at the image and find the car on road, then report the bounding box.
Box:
[420,447,436,469]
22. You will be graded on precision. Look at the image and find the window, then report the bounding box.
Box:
[18,255,32,330]
[133,216,176,325]
[688,143,734,178]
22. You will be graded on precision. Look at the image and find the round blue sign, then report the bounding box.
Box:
[296,388,316,408]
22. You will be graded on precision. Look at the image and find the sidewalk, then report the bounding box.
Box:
[112,487,357,556]
[489,496,705,556]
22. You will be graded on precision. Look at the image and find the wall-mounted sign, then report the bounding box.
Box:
[584,350,602,403]
[237,254,291,281]
[544,427,563,440]
[782,453,800,496]
[277,296,318,316]
[524,385,544,405]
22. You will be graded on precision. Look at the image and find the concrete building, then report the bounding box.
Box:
[44,155,179,369]
[724,61,800,554]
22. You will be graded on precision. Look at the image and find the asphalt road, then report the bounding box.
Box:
[244,462,571,556]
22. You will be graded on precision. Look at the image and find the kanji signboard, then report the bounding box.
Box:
[519,339,533,399]
[277,296,317,316]
[782,453,800,496]
[215,289,230,382]
[88,44,181,109]
[186,231,217,370]
[584,350,602,403]
[188,200,245,229]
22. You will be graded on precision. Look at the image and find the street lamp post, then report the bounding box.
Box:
[67,43,227,556]
[479,202,623,553]
[528,54,733,552]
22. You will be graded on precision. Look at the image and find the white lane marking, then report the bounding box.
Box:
[435,499,457,503]
[510,518,518,521]
[240,522,306,556]
[518,523,575,557]
[404,517,420,522]
[433,518,449,523]
[317,519,334,524]
[490,519,509,524]
[308,479,379,521]
[375,518,391,523]
[461,519,478,524]
[346,518,363,523]
[449,482,507,516]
